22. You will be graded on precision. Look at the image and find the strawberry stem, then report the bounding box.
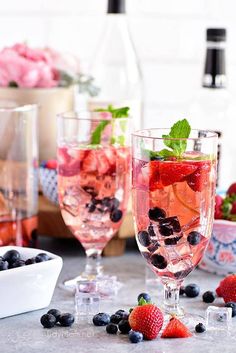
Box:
[172,184,200,216]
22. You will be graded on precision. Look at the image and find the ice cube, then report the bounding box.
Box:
[75,280,100,318]
[206,306,232,331]
[62,186,88,217]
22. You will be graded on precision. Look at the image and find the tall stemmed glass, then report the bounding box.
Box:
[132,128,217,320]
[57,110,131,287]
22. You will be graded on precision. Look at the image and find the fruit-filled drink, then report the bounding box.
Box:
[57,108,131,287]
[132,120,218,317]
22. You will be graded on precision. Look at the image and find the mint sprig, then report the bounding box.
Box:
[91,105,129,145]
[161,119,191,158]
[144,119,191,160]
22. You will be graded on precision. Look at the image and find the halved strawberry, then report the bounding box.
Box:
[67,148,86,162]
[161,317,192,338]
[82,150,97,173]
[97,151,110,174]
[186,161,211,192]
[149,161,163,191]
[159,162,198,187]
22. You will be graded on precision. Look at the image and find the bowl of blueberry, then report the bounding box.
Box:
[39,159,58,205]
[199,182,236,275]
[0,246,63,318]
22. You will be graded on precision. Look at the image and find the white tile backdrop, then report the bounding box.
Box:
[0,0,236,126]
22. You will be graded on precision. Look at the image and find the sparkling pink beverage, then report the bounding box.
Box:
[132,154,216,282]
[58,145,130,255]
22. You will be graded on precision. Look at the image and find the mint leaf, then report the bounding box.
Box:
[91,120,110,145]
[161,119,191,158]
[91,105,130,145]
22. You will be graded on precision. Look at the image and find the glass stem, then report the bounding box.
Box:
[84,249,103,278]
[163,280,184,316]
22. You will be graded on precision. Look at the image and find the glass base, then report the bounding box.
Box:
[61,272,123,299]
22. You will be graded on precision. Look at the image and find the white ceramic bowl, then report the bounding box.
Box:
[0,246,63,318]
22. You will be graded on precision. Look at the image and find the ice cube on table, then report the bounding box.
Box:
[206,306,232,331]
[75,280,100,318]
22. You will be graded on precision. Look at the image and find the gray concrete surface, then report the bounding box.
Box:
[0,237,235,353]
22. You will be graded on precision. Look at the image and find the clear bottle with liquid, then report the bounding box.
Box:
[87,0,143,129]
[189,28,235,190]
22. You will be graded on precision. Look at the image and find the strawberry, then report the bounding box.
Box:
[82,151,97,173]
[46,159,57,169]
[159,162,198,187]
[128,303,164,340]
[186,161,211,192]
[214,195,223,219]
[230,201,236,216]
[161,317,192,338]
[227,183,236,197]
[216,274,236,303]
[149,161,163,191]
[67,148,85,162]
[97,151,110,174]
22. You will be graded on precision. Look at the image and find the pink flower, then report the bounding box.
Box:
[0,43,79,88]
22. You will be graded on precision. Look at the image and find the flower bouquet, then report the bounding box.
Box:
[0,43,98,160]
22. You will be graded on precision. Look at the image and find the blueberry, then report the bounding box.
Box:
[3,250,20,265]
[148,224,156,238]
[147,241,160,253]
[180,286,185,295]
[87,203,96,213]
[110,314,122,324]
[58,313,75,327]
[25,257,37,265]
[0,260,8,271]
[137,292,151,303]
[47,309,61,322]
[138,231,151,247]
[187,231,201,246]
[159,217,181,233]
[106,323,118,334]
[225,302,236,317]
[83,186,97,197]
[159,225,173,237]
[115,309,125,316]
[40,314,56,328]
[185,283,200,298]
[11,260,25,268]
[114,310,128,319]
[151,254,167,269]
[108,197,120,211]
[110,209,123,223]
[202,291,215,303]
[129,330,143,343]
[168,217,181,232]
[35,253,50,263]
[195,323,206,333]
[164,237,181,245]
[118,319,131,334]
[148,207,166,221]
[93,313,110,326]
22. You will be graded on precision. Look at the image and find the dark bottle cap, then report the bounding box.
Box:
[107,0,125,13]
[207,28,226,42]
